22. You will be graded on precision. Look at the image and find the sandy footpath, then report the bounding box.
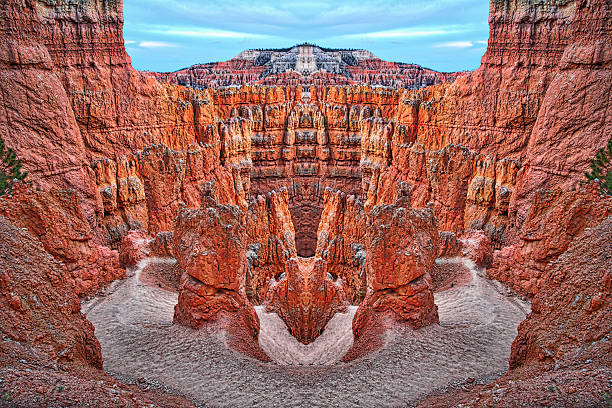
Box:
[84,257,528,408]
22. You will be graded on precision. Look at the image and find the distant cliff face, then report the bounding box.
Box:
[152,43,461,89]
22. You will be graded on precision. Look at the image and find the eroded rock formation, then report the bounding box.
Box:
[353,198,439,338]
[0,186,124,297]
[245,188,297,304]
[172,198,258,335]
[315,188,366,304]
[489,186,612,297]
[0,0,611,404]
[266,257,347,344]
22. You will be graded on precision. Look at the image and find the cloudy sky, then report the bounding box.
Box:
[123,0,490,73]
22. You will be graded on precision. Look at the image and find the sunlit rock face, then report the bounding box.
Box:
[352,198,439,339]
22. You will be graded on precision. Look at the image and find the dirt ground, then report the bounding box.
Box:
[84,257,528,408]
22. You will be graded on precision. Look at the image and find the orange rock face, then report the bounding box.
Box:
[353,198,439,339]
[172,198,257,332]
[315,188,367,304]
[0,215,103,369]
[488,187,612,297]
[266,257,347,344]
[510,215,612,370]
[1,0,611,393]
[245,188,297,304]
[0,186,125,297]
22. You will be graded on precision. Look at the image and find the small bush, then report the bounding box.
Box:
[0,137,27,196]
[584,137,612,196]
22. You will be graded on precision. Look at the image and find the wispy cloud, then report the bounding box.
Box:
[435,41,475,48]
[139,25,275,40]
[342,26,465,40]
[138,41,179,48]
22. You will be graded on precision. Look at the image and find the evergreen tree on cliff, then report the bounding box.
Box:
[0,137,27,196]
[585,137,612,196]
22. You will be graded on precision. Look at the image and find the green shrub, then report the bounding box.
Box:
[584,137,612,196]
[0,137,27,196]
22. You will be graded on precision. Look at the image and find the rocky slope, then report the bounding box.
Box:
[0,185,124,297]
[0,215,193,407]
[420,213,612,408]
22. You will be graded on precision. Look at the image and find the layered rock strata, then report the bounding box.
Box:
[0,0,610,387]
[153,44,459,89]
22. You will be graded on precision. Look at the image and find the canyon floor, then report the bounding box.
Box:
[84,257,529,408]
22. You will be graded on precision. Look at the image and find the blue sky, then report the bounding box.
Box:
[123,0,490,73]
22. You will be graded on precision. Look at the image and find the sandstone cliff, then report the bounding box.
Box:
[0,186,124,297]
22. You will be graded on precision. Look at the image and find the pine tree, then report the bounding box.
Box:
[0,137,28,196]
[584,137,612,196]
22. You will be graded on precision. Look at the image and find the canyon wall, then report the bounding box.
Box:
[0,186,125,297]
[0,0,610,365]
[489,186,612,297]
[0,0,99,223]
[361,0,611,247]
[0,215,103,370]
[3,0,608,254]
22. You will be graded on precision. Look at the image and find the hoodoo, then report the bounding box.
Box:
[0,0,610,406]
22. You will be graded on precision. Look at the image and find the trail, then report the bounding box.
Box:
[85,257,529,408]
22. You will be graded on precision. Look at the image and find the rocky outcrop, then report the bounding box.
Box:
[0,0,99,223]
[362,142,519,247]
[0,215,102,369]
[172,198,258,334]
[93,143,248,248]
[489,187,612,297]
[315,188,367,304]
[509,215,611,370]
[266,257,347,345]
[360,0,610,248]
[0,186,124,297]
[0,214,195,407]
[245,188,297,304]
[352,198,439,339]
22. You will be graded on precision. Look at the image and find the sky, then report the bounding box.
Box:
[123,0,490,73]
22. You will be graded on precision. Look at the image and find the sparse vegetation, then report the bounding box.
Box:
[584,137,612,196]
[0,137,27,197]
